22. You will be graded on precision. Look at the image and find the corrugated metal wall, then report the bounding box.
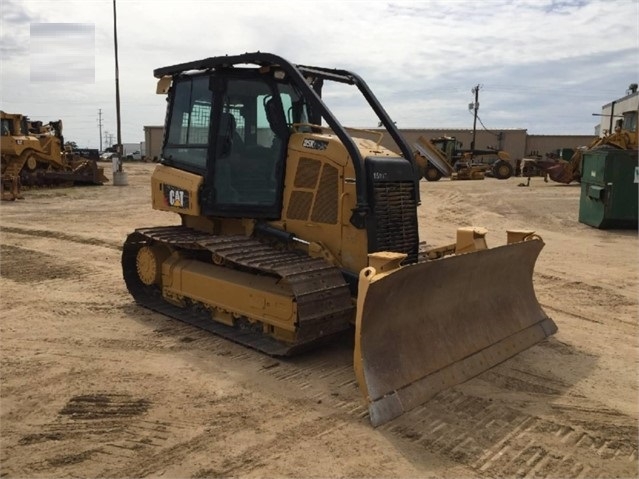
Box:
[379,128,593,160]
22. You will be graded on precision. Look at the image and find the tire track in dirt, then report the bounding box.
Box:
[94,396,373,478]
[1,226,122,251]
[112,416,325,478]
[6,393,165,476]
[118,319,634,478]
[150,317,634,479]
[14,418,197,475]
[5,256,635,477]
[379,387,636,478]
[4,323,372,477]
[101,407,403,479]
[0,244,87,283]
[56,287,632,478]
[535,273,636,329]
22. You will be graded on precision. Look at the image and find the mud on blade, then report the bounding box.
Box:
[354,239,557,427]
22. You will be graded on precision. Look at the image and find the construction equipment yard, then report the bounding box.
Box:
[1,163,637,478]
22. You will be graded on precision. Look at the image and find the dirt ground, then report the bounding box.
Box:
[1,162,637,479]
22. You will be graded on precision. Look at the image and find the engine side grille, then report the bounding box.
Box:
[311,164,338,224]
[371,181,419,264]
[287,191,314,220]
[294,157,321,188]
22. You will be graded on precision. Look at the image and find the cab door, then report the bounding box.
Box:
[202,73,291,219]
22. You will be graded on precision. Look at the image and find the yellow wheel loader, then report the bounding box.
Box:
[542,119,638,184]
[122,52,556,426]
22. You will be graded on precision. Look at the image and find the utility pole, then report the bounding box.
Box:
[98,109,103,152]
[112,0,128,185]
[113,0,122,170]
[470,84,481,153]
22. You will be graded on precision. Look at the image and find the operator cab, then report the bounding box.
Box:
[155,52,420,228]
[161,68,311,219]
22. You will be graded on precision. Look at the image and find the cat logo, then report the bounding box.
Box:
[169,189,185,207]
[163,184,190,209]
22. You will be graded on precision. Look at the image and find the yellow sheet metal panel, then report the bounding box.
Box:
[161,254,296,332]
[151,164,203,216]
[280,135,369,272]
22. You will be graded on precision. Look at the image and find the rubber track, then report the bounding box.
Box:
[122,225,354,356]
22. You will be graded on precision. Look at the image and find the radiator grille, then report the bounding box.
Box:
[371,181,419,263]
[311,164,338,224]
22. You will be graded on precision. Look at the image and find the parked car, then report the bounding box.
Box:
[126,151,142,161]
[100,152,117,161]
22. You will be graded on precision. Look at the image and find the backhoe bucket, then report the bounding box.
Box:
[354,238,557,427]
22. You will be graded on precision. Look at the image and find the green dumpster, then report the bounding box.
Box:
[578,148,638,229]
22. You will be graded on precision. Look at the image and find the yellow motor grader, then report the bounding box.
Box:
[413,135,514,181]
[0,111,107,200]
[122,53,556,426]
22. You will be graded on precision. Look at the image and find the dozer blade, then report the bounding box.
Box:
[354,238,557,427]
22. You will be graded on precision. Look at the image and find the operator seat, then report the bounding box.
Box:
[263,97,289,180]
[217,112,244,159]
[214,112,243,203]
[264,98,289,144]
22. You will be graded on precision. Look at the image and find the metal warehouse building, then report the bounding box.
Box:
[143,124,592,163]
[377,129,592,160]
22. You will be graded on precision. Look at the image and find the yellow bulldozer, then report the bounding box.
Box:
[122,53,557,426]
[0,111,108,200]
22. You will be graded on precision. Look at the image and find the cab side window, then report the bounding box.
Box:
[163,75,213,171]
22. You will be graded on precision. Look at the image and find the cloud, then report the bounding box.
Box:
[0,0,42,58]
[1,0,40,25]
[0,0,636,147]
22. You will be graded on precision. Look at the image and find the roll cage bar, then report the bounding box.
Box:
[154,52,419,228]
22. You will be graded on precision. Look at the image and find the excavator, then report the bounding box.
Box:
[540,119,638,185]
[0,111,108,200]
[122,52,557,426]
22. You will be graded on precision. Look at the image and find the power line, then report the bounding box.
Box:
[476,114,502,137]
[98,108,103,152]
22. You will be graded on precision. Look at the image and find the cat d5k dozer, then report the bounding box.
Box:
[122,52,556,426]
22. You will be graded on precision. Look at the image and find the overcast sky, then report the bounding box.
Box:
[1,0,637,149]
